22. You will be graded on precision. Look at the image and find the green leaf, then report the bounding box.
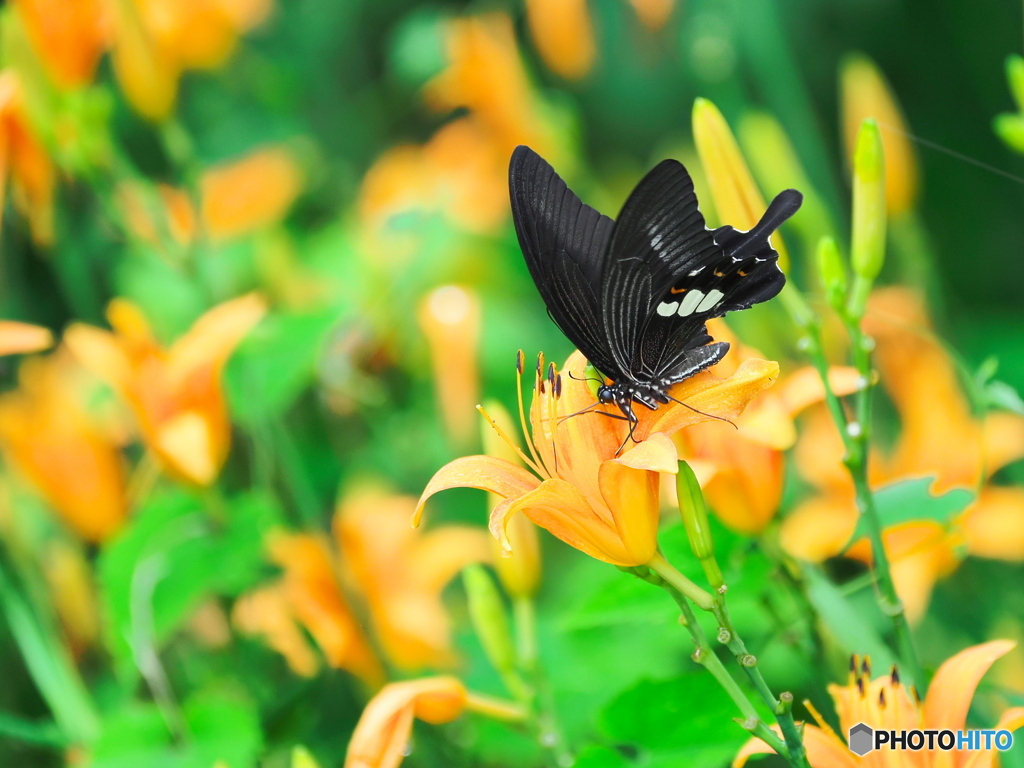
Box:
[985,380,1024,416]
[573,745,630,768]
[225,309,340,425]
[99,490,284,668]
[88,691,263,768]
[803,567,894,668]
[599,674,748,768]
[846,477,974,546]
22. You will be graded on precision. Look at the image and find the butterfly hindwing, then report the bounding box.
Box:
[509,146,623,378]
[600,160,721,378]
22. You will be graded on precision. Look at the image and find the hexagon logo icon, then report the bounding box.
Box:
[848,723,874,756]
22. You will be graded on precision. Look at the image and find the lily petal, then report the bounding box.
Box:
[490,478,628,564]
[961,707,1024,768]
[924,639,1017,735]
[614,432,679,474]
[961,487,1024,561]
[638,358,780,440]
[733,724,859,768]
[0,321,53,356]
[777,366,863,417]
[598,459,660,566]
[345,677,467,768]
[168,293,267,383]
[414,455,541,526]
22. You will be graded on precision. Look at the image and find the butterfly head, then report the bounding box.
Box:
[596,384,617,406]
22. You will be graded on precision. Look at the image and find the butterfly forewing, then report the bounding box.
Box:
[509,146,623,379]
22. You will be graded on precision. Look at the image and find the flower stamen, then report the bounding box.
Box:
[476,403,546,478]
[515,350,546,474]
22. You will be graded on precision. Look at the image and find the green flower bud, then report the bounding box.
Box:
[291,746,322,768]
[849,119,887,317]
[462,565,516,675]
[584,363,605,400]
[816,236,848,311]
[1007,55,1024,113]
[676,461,724,589]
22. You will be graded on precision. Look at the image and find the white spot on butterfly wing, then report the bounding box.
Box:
[688,266,705,276]
[695,289,724,313]
[657,301,679,316]
[677,290,704,316]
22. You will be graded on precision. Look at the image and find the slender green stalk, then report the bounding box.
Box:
[0,712,66,749]
[647,553,714,611]
[653,559,810,768]
[662,585,791,760]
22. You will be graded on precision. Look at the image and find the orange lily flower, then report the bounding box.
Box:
[64,294,266,486]
[233,584,321,678]
[12,0,110,89]
[336,485,491,671]
[266,533,384,685]
[110,0,272,121]
[118,145,302,246]
[0,70,56,245]
[628,0,675,30]
[735,640,1024,767]
[0,350,127,542]
[781,288,1024,620]
[416,350,779,567]
[677,321,862,534]
[344,677,468,768]
[418,286,481,447]
[424,13,553,157]
[523,0,596,80]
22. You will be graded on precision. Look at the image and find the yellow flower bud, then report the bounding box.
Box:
[840,53,917,215]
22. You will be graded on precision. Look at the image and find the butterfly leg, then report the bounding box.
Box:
[614,398,640,455]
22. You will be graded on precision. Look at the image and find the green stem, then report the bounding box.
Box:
[0,712,66,749]
[663,587,790,759]
[647,553,715,611]
[654,559,810,768]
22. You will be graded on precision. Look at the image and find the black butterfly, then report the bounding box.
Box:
[508,145,802,428]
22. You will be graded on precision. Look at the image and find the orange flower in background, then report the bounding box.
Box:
[345,677,467,768]
[418,285,481,447]
[524,0,596,80]
[735,640,1024,767]
[0,320,53,356]
[12,0,111,89]
[64,294,266,486]
[677,320,861,535]
[110,0,273,121]
[425,13,552,157]
[417,350,779,567]
[628,0,675,30]
[266,534,383,685]
[233,584,321,678]
[0,71,56,245]
[0,351,127,542]
[118,145,301,246]
[781,288,1024,621]
[336,485,491,671]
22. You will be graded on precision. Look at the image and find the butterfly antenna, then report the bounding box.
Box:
[567,370,605,386]
[663,393,737,428]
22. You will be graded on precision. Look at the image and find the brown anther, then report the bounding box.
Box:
[536,352,544,376]
[849,655,858,676]
[890,666,900,687]
[554,374,563,398]
[856,676,865,697]
[547,362,556,385]
[516,350,525,374]
[861,657,871,678]
[538,377,546,394]
[878,689,887,709]
[911,685,921,703]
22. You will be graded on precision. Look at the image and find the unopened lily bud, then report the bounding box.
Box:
[291,746,322,768]
[849,119,886,316]
[816,236,848,312]
[462,565,516,676]
[1008,55,1024,113]
[676,460,723,589]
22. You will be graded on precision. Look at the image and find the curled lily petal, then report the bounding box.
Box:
[345,677,467,768]
[638,358,780,440]
[414,455,541,526]
[489,478,629,564]
[598,459,660,565]
[962,707,1024,768]
[777,366,863,417]
[924,639,1016,734]
[614,432,679,474]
